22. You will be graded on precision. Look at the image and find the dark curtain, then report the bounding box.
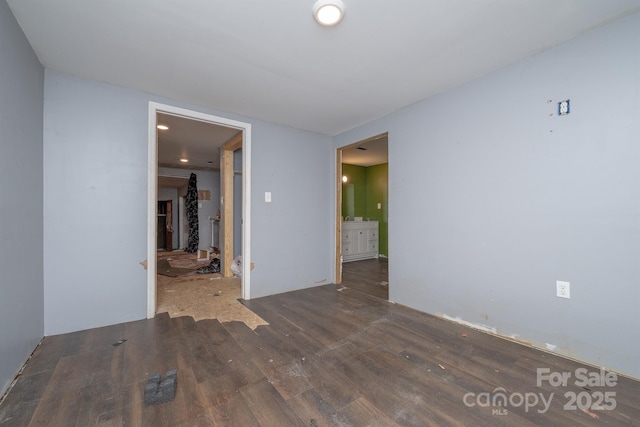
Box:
[185,172,199,253]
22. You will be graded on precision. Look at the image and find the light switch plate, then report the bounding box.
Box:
[265,192,271,203]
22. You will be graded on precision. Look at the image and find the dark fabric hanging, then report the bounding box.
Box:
[185,172,199,253]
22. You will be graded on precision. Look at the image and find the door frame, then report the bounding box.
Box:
[335,149,343,284]
[335,132,388,285]
[147,102,253,318]
[220,133,242,277]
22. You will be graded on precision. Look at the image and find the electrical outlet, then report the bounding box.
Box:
[556,281,570,299]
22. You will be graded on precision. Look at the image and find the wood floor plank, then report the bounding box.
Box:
[238,378,306,427]
[117,381,144,427]
[336,396,402,427]
[0,369,51,426]
[297,354,361,410]
[206,392,261,427]
[341,258,389,300]
[196,372,249,409]
[267,361,313,400]
[285,388,340,427]
[333,347,458,426]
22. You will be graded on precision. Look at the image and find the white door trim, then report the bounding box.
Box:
[147,101,252,318]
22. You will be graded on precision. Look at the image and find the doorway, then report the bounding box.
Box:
[336,132,389,299]
[157,200,173,251]
[147,102,252,318]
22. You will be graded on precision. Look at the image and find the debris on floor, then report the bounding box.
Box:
[196,257,221,274]
[230,255,243,276]
[144,370,177,406]
[112,339,127,347]
[582,408,600,419]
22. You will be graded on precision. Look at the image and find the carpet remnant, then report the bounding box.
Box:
[156,251,213,277]
[156,259,198,277]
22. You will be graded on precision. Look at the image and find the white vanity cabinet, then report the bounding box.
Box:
[341,221,379,262]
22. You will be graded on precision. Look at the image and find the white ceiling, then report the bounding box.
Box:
[342,134,388,167]
[157,113,241,172]
[7,1,640,136]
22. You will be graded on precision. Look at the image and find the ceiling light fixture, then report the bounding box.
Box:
[180,158,189,163]
[157,124,169,130]
[313,0,345,27]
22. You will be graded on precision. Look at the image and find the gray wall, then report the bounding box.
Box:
[250,123,334,297]
[191,168,219,249]
[334,13,640,379]
[0,0,44,395]
[43,70,333,334]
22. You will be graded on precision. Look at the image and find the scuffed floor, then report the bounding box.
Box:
[157,274,268,329]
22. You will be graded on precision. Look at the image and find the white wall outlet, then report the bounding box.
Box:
[556,281,570,299]
[265,192,271,203]
[558,99,570,116]
[377,203,382,209]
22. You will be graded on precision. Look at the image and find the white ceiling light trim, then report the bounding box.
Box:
[313,0,345,26]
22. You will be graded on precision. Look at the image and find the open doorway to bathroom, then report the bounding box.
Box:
[336,133,389,300]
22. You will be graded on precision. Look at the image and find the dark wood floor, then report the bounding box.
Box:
[1,270,638,426]
[341,258,389,300]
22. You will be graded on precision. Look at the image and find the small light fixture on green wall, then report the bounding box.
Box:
[342,175,348,183]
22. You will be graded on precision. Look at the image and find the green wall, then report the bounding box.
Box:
[365,163,388,257]
[341,163,366,219]
[342,163,388,257]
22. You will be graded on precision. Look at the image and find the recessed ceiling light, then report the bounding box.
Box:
[313,0,345,27]
[179,158,189,163]
[157,124,169,130]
